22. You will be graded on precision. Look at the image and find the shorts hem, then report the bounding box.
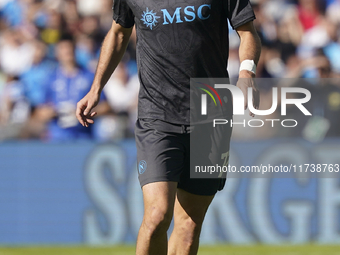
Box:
[139,176,180,189]
[177,185,219,196]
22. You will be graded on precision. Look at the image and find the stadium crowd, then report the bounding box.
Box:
[0,0,339,141]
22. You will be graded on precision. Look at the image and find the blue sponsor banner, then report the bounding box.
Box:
[0,139,339,245]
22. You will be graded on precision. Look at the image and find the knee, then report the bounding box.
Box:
[180,216,203,237]
[143,207,173,237]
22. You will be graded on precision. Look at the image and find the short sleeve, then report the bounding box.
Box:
[112,0,135,28]
[227,0,256,29]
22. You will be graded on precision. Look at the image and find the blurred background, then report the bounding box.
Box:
[0,0,339,141]
[0,0,340,252]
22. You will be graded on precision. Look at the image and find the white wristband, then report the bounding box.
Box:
[239,59,256,75]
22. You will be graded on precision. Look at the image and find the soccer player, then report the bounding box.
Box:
[76,0,261,254]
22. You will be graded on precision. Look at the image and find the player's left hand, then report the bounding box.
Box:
[236,70,260,117]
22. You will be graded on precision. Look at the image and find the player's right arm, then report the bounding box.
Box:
[76,21,133,127]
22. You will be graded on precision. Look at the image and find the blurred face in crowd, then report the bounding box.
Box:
[63,0,79,24]
[32,41,47,65]
[56,40,75,67]
[77,34,95,53]
[298,0,318,12]
[47,10,62,29]
[3,29,23,47]
[81,16,99,35]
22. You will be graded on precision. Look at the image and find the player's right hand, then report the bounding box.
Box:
[76,90,100,127]
[237,70,260,117]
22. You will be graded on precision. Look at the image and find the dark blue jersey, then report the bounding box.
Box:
[45,67,100,141]
[113,0,255,124]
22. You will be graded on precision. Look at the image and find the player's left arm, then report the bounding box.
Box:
[235,21,262,116]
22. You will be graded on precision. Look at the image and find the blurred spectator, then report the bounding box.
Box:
[35,37,110,141]
[322,18,340,73]
[75,34,98,71]
[0,75,30,140]
[0,29,34,75]
[75,16,105,71]
[297,0,324,31]
[302,55,340,139]
[0,75,29,124]
[21,40,56,107]
[40,9,64,46]
[62,0,80,34]
[276,54,340,141]
[100,63,139,139]
[327,0,340,26]
[98,0,115,31]
[1,0,24,27]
